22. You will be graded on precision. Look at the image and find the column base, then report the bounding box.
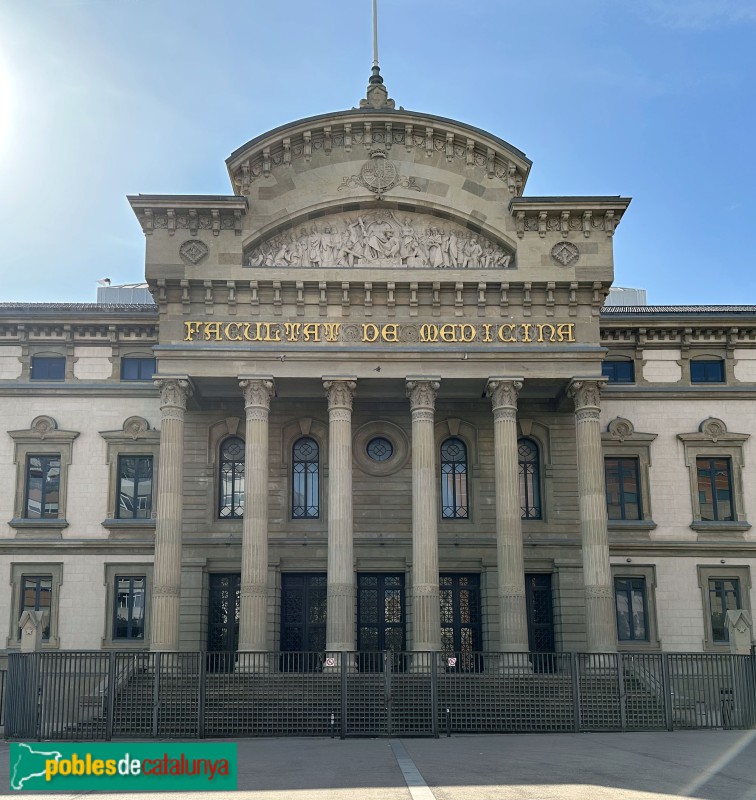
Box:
[234,651,270,673]
[495,652,532,674]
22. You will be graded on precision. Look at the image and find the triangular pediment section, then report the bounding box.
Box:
[244,207,516,270]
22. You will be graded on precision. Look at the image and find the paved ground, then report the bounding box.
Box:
[0,731,754,799]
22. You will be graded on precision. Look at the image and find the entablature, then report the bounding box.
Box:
[510,197,631,239]
[128,195,248,237]
[149,277,609,320]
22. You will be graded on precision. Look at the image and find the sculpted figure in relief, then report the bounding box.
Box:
[246,211,514,269]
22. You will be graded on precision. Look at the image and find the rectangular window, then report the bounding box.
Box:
[708,578,741,643]
[24,455,60,518]
[113,576,146,639]
[605,457,641,521]
[121,357,156,381]
[116,455,153,519]
[696,457,733,521]
[19,576,52,640]
[614,577,648,641]
[690,359,725,383]
[602,360,635,383]
[30,356,65,381]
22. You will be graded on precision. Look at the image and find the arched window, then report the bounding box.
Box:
[218,436,245,519]
[441,437,468,519]
[518,438,541,519]
[292,437,319,518]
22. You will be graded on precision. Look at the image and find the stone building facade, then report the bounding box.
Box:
[1,76,754,658]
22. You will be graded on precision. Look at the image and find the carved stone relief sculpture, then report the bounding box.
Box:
[245,210,514,270]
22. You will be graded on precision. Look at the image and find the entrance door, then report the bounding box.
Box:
[440,574,482,671]
[280,573,326,670]
[525,573,555,667]
[357,574,405,671]
[207,573,240,672]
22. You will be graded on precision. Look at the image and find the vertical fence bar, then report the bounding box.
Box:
[106,652,115,741]
[430,653,438,739]
[198,654,206,739]
[340,654,347,740]
[384,651,392,737]
[617,653,627,731]
[661,654,673,731]
[571,652,581,732]
[152,652,161,739]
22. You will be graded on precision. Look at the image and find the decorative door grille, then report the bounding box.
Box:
[440,574,482,671]
[280,573,327,671]
[357,574,406,671]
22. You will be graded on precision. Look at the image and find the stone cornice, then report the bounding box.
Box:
[509,197,631,239]
[601,322,756,348]
[128,195,248,237]
[225,111,531,197]
[0,319,157,343]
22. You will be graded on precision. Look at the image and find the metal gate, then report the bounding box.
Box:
[5,650,756,740]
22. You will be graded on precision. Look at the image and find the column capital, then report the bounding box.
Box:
[486,377,524,411]
[568,378,607,411]
[155,377,193,410]
[323,377,357,411]
[406,378,441,411]
[239,377,275,410]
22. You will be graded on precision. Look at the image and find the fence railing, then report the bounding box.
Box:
[0,668,6,727]
[5,650,755,740]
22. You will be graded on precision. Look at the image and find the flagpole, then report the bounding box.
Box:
[373,0,379,68]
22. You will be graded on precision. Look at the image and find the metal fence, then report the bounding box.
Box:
[5,650,755,740]
[0,669,6,727]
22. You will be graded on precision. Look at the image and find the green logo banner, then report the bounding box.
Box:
[10,742,237,792]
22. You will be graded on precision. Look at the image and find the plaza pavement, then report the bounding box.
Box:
[0,730,754,799]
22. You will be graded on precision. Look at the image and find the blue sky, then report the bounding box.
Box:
[0,0,754,304]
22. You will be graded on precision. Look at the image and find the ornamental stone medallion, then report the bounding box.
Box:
[550,241,580,266]
[179,239,209,265]
[245,209,515,269]
[337,150,420,199]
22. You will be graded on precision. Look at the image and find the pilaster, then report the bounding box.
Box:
[486,377,529,653]
[238,377,275,652]
[151,377,192,651]
[406,377,442,652]
[568,378,616,652]
[323,377,357,652]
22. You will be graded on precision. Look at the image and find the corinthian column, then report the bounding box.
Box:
[323,378,357,653]
[486,378,529,653]
[568,378,616,652]
[238,377,275,653]
[151,378,192,651]
[406,378,442,652]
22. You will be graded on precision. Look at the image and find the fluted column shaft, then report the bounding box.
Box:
[238,378,275,652]
[407,379,442,652]
[569,379,616,652]
[151,378,192,651]
[324,379,357,652]
[486,378,529,652]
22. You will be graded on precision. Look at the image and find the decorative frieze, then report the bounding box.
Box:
[511,199,630,239]
[129,197,247,237]
[245,209,514,270]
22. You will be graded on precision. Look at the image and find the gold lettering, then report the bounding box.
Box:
[323,323,341,342]
[481,324,493,343]
[498,324,516,343]
[440,324,457,343]
[459,324,476,343]
[557,323,575,342]
[224,322,243,341]
[521,323,533,343]
[420,324,439,343]
[204,322,221,341]
[382,324,398,343]
[536,323,556,343]
[263,322,281,342]
[302,323,320,342]
[184,321,201,341]
[362,323,379,343]
[284,323,301,341]
[243,323,263,341]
